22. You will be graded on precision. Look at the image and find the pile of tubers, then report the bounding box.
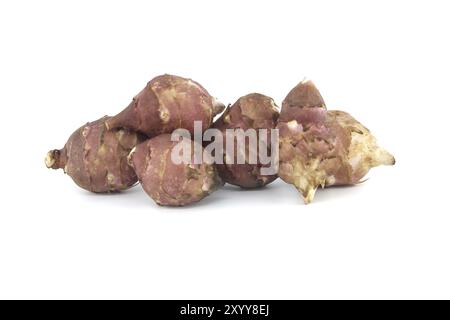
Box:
[46,74,395,206]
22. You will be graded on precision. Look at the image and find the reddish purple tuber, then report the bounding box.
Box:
[46,116,144,193]
[106,74,224,137]
[213,93,279,188]
[129,134,223,206]
[277,80,395,203]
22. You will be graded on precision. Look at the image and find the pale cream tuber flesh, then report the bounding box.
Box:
[277,80,395,203]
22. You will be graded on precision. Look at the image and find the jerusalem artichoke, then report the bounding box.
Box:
[277,80,395,203]
[129,134,223,206]
[45,74,396,207]
[106,74,225,137]
[46,116,144,193]
[213,93,279,188]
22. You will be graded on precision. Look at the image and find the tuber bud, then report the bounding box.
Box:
[46,116,145,193]
[129,134,223,206]
[213,93,279,188]
[277,80,395,204]
[106,74,225,137]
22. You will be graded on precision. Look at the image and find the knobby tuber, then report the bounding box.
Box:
[213,93,279,188]
[277,80,395,203]
[46,116,144,193]
[46,73,396,207]
[106,74,225,137]
[129,134,223,206]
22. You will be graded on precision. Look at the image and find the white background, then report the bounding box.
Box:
[0,0,449,299]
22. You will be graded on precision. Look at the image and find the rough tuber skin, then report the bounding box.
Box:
[277,80,395,204]
[129,134,223,206]
[105,74,225,137]
[46,116,144,193]
[213,93,279,188]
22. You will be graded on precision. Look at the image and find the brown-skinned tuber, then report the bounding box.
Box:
[105,74,225,137]
[277,80,395,204]
[213,93,279,188]
[46,74,396,207]
[46,116,145,193]
[128,134,223,206]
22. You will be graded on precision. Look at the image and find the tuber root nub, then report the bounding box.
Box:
[45,149,66,170]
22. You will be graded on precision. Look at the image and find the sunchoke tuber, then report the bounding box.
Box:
[277,80,395,203]
[129,134,223,206]
[106,74,225,137]
[46,116,144,193]
[45,74,396,207]
[213,93,279,188]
